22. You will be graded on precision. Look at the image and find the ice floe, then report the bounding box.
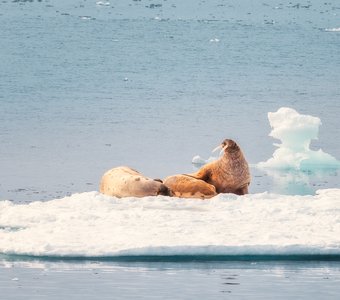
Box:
[1,190,340,257]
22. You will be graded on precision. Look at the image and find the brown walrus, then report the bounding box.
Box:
[100,166,172,198]
[192,139,251,195]
[164,139,250,198]
[163,174,217,199]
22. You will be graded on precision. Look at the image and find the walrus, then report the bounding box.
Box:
[192,139,251,195]
[100,166,172,198]
[163,174,217,199]
[164,139,250,198]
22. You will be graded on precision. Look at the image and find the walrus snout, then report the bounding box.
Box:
[157,184,173,197]
[222,139,237,149]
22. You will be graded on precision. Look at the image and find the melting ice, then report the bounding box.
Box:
[257,107,340,170]
[1,190,340,257]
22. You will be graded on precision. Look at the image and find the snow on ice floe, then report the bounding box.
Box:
[1,190,340,257]
[257,107,340,170]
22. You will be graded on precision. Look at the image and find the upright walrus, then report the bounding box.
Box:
[192,139,251,195]
[164,139,250,197]
[100,166,172,198]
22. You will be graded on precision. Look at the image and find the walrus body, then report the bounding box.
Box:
[100,166,172,198]
[163,174,217,199]
[192,139,250,195]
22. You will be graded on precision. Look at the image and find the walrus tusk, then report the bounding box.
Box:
[220,145,228,156]
[212,145,222,153]
[212,143,229,155]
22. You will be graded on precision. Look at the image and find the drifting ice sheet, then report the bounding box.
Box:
[1,190,340,257]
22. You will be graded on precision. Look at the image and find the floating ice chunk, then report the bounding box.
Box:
[209,38,220,42]
[79,16,95,20]
[325,28,340,32]
[192,155,217,165]
[96,1,110,6]
[258,107,340,170]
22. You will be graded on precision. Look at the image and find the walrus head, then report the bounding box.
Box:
[212,139,240,155]
[157,183,173,197]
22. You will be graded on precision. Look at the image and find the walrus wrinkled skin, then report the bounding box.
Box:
[100,166,172,198]
[192,139,251,195]
[163,174,217,199]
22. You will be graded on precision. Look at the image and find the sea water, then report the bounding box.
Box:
[1,259,340,299]
[1,0,340,202]
[1,0,340,298]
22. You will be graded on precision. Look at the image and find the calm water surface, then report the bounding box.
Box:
[1,258,340,299]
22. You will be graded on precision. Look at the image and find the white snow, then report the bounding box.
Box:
[1,190,340,257]
[257,107,340,170]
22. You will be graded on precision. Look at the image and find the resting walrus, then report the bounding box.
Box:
[192,139,251,195]
[100,166,172,198]
[163,174,217,199]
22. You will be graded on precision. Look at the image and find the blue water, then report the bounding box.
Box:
[1,0,340,298]
[1,0,340,202]
[1,258,340,299]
